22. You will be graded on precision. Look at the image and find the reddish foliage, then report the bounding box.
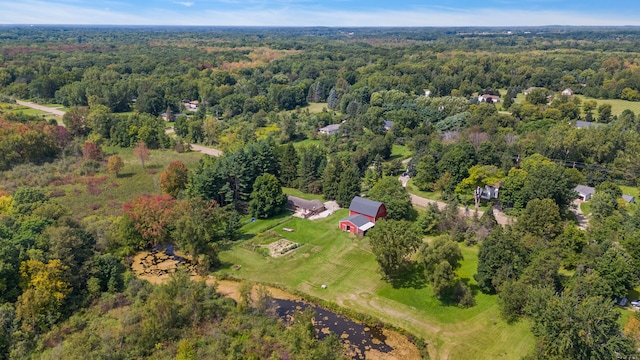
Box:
[123,194,176,245]
[133,141,151,168]
[145,169,157,175]
[160,160,189,197]
[0,189,10,197]
[82,142,102,161]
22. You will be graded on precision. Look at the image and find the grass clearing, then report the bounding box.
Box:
[293,138,322,148]
[51,147,204,218]
[218,210,535,359]
[575,95,640,117]
[391,144,411,160]
[282,187,325,201]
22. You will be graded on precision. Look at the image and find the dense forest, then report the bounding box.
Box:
[3,26,640,359]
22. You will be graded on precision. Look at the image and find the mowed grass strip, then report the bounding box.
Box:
[219,210,535,360]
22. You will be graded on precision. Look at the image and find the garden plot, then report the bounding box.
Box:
[264,239,300,257]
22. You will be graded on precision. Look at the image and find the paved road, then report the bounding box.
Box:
[16,100,66,117]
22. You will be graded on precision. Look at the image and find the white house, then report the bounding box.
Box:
[478,94,501,103]
[561,88,574,96]
[318,124,341,135]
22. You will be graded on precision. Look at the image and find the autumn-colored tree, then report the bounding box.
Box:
[160,161,189,197]
[16,259,70,333]
[106,155,125,177]
[122,194,176,247]
[82,142,102,161]
[133,141,151,168]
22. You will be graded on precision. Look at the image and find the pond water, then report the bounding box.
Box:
[273,298,393,359]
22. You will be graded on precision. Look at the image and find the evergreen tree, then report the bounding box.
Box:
[413,154,438,191]
[278,143,299,188]
[336,166,361,208]
[249,174,287,218]
[327,88,339,110]
[322,157,343,201]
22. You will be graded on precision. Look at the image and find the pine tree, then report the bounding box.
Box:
[327,88,339,110]
[278,143,299,187]
[336,166,361,208]
[322,157,343,200]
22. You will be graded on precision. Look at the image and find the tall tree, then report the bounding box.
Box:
[368,177,413,220]
[475,226,528,293]
[106,155,124,177]
[249,174,287,219]
[368,219,421,278]
[322,157,343,201]
[336,165,361,208]
[133,141,151,169]
[160,161,189,198]
[419,236,463,298]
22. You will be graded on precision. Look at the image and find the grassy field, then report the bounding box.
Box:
[391,144,411,160]
[282,187,325,201]
[51,147,204,219]
[218,209,535,359]
[575,95,640,117]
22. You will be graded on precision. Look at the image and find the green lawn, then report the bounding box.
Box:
[405,179,443,201]
[282,187,325,201]
[575,95,640,117]
[391,144,411,160]
[218,210,535,359]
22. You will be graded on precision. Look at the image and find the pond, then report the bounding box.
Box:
[273,298,393,359]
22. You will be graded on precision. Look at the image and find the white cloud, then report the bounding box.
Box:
[175,1,194,7]
[0,1,638,26]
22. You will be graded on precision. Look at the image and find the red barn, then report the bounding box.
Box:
[339,197,386,236]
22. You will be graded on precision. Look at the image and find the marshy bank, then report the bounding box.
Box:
[131,248,423,359]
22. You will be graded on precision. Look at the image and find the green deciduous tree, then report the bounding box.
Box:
[249,174,287,219]
[368,219,421,278]
[475,226,528,293]
[419,236,463,298]
[413,154,438,191]
[368,177,413,220]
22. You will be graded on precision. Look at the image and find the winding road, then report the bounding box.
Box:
[16,100,223,157]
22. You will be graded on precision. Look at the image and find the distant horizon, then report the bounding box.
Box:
[1,1,639,27]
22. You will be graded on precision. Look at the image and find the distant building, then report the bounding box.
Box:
[575,185,595,201]
[319,124,342,135]
[424,90,432,97]
[478,94,501,103]
[480,185,500,200]
[287,195,325,218]
[561,88,574,96]
[183,100,199,111]
[576,121,606,129]
[383,120,394,131]
[523,87,538,95]
[339,197,386,236]
[623,194,635,204]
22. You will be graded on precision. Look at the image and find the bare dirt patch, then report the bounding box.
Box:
[131,248,196,284]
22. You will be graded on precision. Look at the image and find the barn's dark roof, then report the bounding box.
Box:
[349,196,383,217]
[340,214,371,228]
[287,196,324,211]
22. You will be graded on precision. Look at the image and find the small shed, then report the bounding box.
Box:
[383,120,394,131]
[623,194,635,204]
[575,185,595,201]
[339,214,375,236]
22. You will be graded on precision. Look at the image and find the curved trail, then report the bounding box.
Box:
[16,100,224,157]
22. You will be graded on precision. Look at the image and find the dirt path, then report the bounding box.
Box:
[409,193,512,226]
[15,100,66,117]
[16,101,224,157]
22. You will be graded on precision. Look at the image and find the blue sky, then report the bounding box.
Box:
[0,0,638,26]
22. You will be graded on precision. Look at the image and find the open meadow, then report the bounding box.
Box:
[218,209,536,360]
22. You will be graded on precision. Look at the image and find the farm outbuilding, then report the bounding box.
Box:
[339,196,386,236]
